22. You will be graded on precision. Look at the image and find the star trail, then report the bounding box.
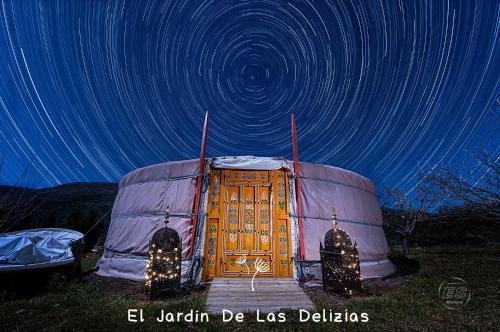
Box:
[0,0,498,189]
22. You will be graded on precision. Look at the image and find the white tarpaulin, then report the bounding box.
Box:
[98,159,199,283]
[210,156,291,170]
[0,228,83,265]
[297,162,395,284]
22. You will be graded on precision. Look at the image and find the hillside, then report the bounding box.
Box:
[0,182,118,235]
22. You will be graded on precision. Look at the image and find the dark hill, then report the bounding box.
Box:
[0,182,118,238]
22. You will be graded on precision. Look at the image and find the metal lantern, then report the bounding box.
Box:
[320,211,362,296]
[145,209,182,300]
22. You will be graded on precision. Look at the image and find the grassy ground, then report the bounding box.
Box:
[0,245,498,331]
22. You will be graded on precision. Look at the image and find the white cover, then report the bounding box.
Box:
[298,162,395,282]
[0,228,83,265]
[97,159,199,282]
[211,156,291,170]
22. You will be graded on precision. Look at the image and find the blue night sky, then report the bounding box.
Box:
[0,0,498,189]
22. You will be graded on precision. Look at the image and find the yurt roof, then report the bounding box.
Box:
[121,155,375,188]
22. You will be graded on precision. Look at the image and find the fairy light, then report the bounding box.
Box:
[320,209,362,297]
[145,208,182,299]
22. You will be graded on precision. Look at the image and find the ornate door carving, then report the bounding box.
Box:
[202,169,292,279]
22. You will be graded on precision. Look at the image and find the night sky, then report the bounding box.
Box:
[0,0,498,190]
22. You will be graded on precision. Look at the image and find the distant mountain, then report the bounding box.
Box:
[0,182,118,234]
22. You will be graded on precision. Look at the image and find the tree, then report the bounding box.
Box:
[82,208,99,252]
[0,153,42,233]
[42,210,57,228]
[381,173,445,255]
[427,146,499,221]
[65,206,82,231]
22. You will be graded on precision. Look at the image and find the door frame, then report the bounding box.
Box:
[202,168,293,279]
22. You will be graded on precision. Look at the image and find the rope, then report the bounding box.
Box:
[84,208,112,237]
[120,172,209,189]
[296,258,390,264]
[289,213,383,228]
[112,212,199,221]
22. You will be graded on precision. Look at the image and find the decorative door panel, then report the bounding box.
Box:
[203,169,224,278]
[228,170,269,183]
[276,218,291,276]
[242,186,255,250]
[203,168,292,279]
[272,169,291,277]
[208,171,222,214]
[205,218,218,274]
[257,186,271,251]
[226,186,240,251]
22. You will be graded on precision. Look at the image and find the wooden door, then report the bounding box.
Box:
[202,169,292,279]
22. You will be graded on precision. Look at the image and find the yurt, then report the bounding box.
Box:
[97,155,395,287]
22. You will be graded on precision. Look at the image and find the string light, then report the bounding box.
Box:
[145,208,182,299]
[320,209,362,297]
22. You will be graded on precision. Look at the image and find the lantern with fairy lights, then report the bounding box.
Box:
[320,210,362,297]
[145,209,182,300]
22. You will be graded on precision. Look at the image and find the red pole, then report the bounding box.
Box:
[188,112,208,258]
[291,114,305,260]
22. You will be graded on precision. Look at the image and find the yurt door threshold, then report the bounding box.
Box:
[202,169,293,279]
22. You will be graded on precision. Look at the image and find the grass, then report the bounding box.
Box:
[80,254,99,273]
[0,245,499,331]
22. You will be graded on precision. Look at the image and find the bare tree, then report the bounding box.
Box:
[427,146,499,221]
[0,152,43,233]
[381,173,445,255]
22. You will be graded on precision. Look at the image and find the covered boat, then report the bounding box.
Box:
[0,228,84,291]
